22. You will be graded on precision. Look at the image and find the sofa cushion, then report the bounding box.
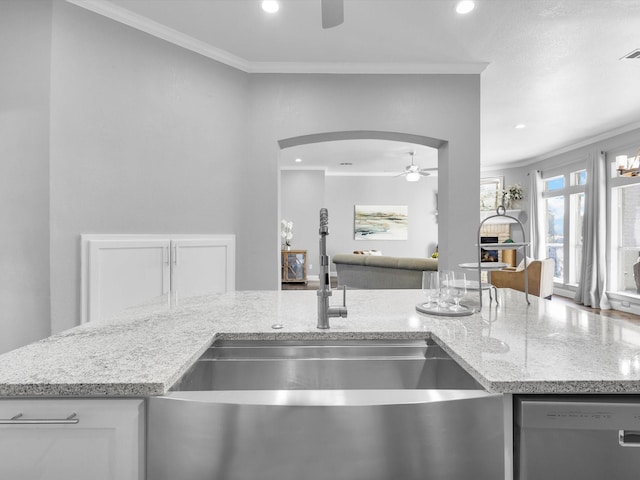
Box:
[332,254,438,289]
[333,254,437,271]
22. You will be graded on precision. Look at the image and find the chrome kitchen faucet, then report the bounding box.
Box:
[317,208,347,329]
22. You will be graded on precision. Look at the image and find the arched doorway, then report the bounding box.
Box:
[277,130,447,287]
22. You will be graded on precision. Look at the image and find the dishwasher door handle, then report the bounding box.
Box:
[619,430,640,447]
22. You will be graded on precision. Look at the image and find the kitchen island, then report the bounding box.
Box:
[1,289,640,480]
[1,289,639,397]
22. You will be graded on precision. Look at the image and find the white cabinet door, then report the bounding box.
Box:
[171,238,236,304]
[0,399,144,480]
[81,234,236,322]
[87,239,170,322]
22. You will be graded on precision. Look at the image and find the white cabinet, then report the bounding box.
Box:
[170,238,233,302]
[86,238,171,323]
[81,234,235,322]
[0,398,144,480]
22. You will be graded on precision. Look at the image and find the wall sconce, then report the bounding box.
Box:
[617,149,640,177]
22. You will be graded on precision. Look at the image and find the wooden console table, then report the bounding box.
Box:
[281,249,307,284]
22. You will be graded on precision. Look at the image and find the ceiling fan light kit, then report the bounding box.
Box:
[406,172,421,182]
[397,151,433,182]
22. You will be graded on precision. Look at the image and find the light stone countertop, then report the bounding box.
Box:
[1,289,640,397]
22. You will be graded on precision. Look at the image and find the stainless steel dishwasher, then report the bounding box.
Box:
[515,395,640,479]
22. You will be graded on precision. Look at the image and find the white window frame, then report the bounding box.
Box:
[608,149,640,299]
[541,162,587,291]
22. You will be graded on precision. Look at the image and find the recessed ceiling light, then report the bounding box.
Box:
[261,1,279,14]
[515,124,526,129]
[456,1,475,14]
[295,158,302,163]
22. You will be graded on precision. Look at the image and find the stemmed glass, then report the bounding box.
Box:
[449,272,468,311]
[421,271,440,308]
[438,270,453,310]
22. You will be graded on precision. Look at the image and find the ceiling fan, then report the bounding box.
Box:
[396,152,435,182]
[321,0,344,28]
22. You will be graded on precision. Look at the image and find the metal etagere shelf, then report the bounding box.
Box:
[475,206,530,309]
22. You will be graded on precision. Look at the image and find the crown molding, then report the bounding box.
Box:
[66,0,250,71]
[247,62,489,75]
[485,120,640,171]
[66,0,488,75]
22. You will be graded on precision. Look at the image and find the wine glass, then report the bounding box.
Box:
[421,271,439,308]
[437,270,453,309]
[449,272,468,311]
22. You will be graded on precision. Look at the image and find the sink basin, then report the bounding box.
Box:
[149,337,503,480]
[170,338,483,391]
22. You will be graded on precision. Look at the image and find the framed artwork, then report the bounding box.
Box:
[480,177,503,211]
[354,205,408,240]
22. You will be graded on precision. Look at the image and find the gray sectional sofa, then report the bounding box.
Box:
[332,254,438,289]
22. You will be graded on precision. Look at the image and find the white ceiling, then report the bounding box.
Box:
[72,0,640,174]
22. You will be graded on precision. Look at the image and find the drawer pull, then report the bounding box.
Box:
[619,430,640,447]
[0,412,79,425]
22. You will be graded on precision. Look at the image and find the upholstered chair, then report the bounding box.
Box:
[490,258,554,299]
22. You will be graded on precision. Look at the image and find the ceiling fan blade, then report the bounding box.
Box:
[321,0,344,28]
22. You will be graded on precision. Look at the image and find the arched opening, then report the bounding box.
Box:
[279,130,445,150]
[277,130,448,287]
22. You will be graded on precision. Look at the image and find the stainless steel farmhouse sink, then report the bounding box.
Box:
[148,338,504,480]
[170,338,484,391]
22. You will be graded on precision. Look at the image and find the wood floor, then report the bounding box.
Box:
[282,281,640,322]
[550,294,640,322]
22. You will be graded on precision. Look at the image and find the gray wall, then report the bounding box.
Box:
[0,0,52,353]
[49,2,247,333]
[1,1,480,346]
[280,170,326,276]
[325,175,438,270]
[246,74,480,289]
[281,172,438,278]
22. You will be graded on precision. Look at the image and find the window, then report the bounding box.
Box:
[573,170,587,186]
[611,182,640,294]
[545,195,564,280]
[569,191,585,284]
[542,168,586,286]
[546,176,565,191]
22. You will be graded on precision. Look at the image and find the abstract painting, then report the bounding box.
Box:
[354,205,408,240]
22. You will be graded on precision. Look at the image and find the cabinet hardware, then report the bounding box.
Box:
[619,430,640,447]
[0,412,79,425]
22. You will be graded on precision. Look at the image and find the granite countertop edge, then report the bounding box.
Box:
[1,289,639,398]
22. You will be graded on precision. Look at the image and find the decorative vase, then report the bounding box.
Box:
[283,244,291,251]
[634,257,640,294]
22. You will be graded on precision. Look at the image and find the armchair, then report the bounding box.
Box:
[490,258,554,299]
